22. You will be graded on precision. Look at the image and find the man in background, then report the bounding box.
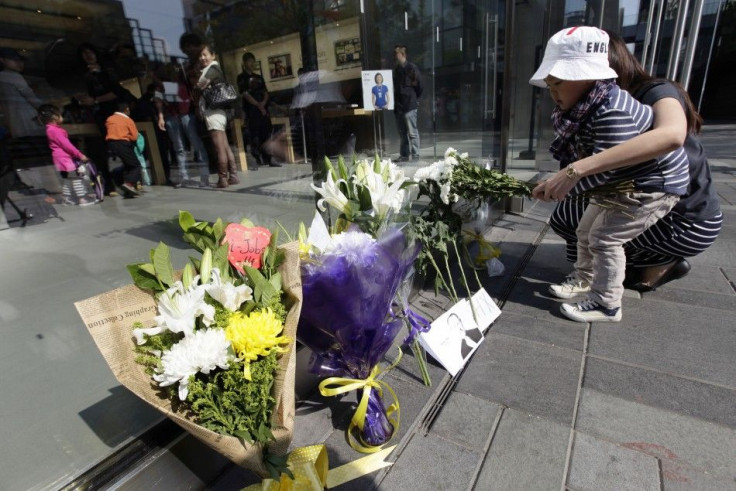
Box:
[392,45,422,162]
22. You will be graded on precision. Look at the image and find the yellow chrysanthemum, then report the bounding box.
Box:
[225,308,291,380]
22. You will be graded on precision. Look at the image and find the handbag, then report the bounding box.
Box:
[202,82,238,110]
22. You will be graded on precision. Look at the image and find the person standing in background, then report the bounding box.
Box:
[392,45,422,162]
[105,101,141,198]
[196,44,239,188]
[237,52,280,168]
[0,47,44,138]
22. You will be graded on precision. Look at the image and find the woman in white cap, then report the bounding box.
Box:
[529,26,689,323]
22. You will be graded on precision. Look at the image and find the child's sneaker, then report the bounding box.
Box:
[549,274,591,299]
[78,198,95,206]
[60,197,76,206]
[560,298,621,323]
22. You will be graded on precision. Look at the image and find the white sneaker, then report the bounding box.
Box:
[560,298,621,323]
[549,274,591,299]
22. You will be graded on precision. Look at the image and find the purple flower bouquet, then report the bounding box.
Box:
[297,226,420,449]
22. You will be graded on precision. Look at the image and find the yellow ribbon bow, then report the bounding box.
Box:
[243,444,396,490]
[318,352,402,454]
[462,229,501,268]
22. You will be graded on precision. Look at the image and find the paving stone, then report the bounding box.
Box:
[661,463,736,491]
[584,357,736,428]
[455,333,581,425]
[576,389,736,481]
[474,409,569,491]
[378,433,480,491]
[568,431,660,491]
[490,310,586,352]
[429,392,502,451]
[643,286,736,310]
[645,265,735,295]
[721,266,736,286]
[588,298,736,388]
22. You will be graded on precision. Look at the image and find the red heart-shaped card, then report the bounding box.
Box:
[222,223,272,273]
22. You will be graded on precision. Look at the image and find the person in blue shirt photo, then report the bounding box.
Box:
[371,73,389,110]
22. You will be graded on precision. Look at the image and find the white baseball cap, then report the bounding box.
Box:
[529,26,618,88]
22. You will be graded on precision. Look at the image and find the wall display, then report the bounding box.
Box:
[361,70,394,111]
[268,54,294,80]
[334,37,362,68]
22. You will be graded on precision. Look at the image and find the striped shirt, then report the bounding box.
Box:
[571,84,690,196]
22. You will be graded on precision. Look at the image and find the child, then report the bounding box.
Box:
[38,104,97,206]
[105,101,141,197]
[530,27,689,322]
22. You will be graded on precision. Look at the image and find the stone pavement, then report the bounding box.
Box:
[2,125,734,490]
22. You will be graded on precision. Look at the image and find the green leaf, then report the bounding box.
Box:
[324,155,336,181]
[357,186,373,212]
[239,217,255,227]
[126,263,163,291]
[212,218,225,243]
[337,154,348,181]
[214,243,230,275]
[245,265,277,305]
[152,242,175,287]
[233,429,253,443]
[178,210,196,232]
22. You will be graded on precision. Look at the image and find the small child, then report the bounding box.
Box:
[38,104,97,206]
[105,101,141,198]
[530,27,689,322]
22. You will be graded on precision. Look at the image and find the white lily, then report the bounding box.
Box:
[311,171,351,215]
[132,280,215,345]
[205,268,253,311]
[360,166,407,218]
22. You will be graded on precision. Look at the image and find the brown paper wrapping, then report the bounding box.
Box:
[75,241,303,475]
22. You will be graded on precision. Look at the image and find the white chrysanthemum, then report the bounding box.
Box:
[460,152,468,159]
[205,268,253,311]
[153,328,237,400]
[132,281,215,345]
[323,230,376,263]
[444,155,459,167]
[413,160,454,183]
[444,147,457,158]
[440,182,458,205]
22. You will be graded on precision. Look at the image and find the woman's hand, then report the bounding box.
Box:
[532,169,578,201]
[196,78,211,90]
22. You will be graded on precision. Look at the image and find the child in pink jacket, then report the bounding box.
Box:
[38,104,96,206]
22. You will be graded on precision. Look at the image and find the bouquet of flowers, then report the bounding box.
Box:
[299,156,425,450]
[74,211,302,476]
[410,148,533,291]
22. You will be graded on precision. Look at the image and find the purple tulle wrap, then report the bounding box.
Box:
[298,227,419,446]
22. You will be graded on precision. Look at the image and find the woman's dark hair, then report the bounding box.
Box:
[374,73,383,83]
[242,52,255,63]
[37,104,61,124]
[606,30,702,134]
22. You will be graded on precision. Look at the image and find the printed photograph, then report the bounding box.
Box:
[335,37,362,68]
[268,53,293,80]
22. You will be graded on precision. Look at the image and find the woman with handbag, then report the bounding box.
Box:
[196,43,239,188]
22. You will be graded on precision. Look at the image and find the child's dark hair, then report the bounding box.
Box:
[117,100,131,112]
[242,52,255,63]
[37,104,61,124]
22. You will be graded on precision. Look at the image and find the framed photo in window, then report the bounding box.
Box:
[334,37,362,68]
[268,54,293,80]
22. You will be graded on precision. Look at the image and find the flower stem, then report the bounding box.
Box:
[426,250,455,303]
[442,253,459,302]
[411,339,431,386]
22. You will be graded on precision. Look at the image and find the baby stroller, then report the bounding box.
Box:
[75,159,105,202]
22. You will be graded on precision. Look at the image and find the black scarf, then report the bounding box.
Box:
[549,79,616,165]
